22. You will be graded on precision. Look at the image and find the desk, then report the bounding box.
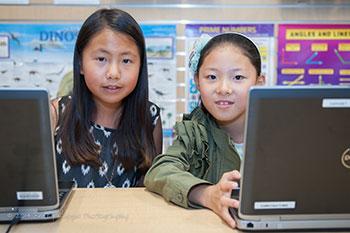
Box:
[0,188,236,233]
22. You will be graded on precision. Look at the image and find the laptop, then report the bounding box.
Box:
[230,86,350,230]
[0,88,74,222]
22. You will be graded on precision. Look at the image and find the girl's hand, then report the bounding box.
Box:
[188,170,241,228]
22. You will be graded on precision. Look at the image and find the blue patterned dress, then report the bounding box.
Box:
[54,96,160,188]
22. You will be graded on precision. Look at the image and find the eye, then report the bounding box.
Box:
[234,75,244,80]
[207,75,216,80]
[97,57,106,62]
[122,59,132,64]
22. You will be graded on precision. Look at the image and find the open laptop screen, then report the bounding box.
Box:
[240,86,350,217]
[0,89,58,210]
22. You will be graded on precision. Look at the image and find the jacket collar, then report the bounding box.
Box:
[186,107,233,147]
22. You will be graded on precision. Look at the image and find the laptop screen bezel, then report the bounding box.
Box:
[0,88,59,212]
[238,86,350,221]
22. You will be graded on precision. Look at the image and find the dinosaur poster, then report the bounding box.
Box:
[0,23,79,97]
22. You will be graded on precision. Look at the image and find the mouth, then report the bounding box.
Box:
[215,100,234,109]
[215,101,234,105]
[103,85,121,91]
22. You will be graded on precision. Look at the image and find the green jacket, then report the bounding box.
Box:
[144,107,241,208]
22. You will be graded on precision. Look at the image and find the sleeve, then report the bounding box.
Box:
[149,101,160,129]
[57,95,71,117]
[53,95,71,136]
[144,121,212,209]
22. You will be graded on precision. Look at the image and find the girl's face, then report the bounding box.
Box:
[80,28,140,109]
[195,44,265,126]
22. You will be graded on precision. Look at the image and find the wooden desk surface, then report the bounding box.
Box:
[0,188,236,233]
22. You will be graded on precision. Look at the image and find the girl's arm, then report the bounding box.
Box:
[152,116,163,155]
[144,136,212,208]
[145,116,215,207]
[188,170,241,229]
[138,116,163,187]
[50,98,59,133]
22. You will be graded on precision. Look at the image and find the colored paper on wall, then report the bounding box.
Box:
[277,24,350,86]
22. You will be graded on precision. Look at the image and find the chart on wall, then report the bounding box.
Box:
[141,24,177,130]
[277,24,350,86]
[185,24,275,112]
[0,23,177,130]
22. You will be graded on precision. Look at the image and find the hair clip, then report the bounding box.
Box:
[188,34,212,76]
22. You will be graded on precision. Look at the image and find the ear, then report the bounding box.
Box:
[256,74,266,86]
[194,74,200,92]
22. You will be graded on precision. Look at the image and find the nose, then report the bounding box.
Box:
[216,77,232,95]
[107,62,120,80]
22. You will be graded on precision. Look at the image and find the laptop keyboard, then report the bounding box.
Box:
[58,190,67,203]
[231,188,240,200]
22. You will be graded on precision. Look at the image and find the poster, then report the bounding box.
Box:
[185,24,275,112]
[141,25,177,131]
[0,24,79,96]
[0,24,177,148]
[277,24,350,86]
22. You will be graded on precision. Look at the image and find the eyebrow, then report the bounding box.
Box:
[203,67,243,72]
[93,48,138,57]
[120,51,139,57]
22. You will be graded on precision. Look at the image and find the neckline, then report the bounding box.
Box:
[91,122,116,132]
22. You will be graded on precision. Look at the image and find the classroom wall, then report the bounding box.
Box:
[1,0,350,121]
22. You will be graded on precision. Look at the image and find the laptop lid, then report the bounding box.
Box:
[0,88,59,212]
[237,86,350,229]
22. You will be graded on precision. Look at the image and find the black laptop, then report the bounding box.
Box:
[0,88,74,222]
[230,86,350,230]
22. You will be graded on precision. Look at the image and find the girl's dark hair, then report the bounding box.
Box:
[58,8,155,174]
[197,33,261,77]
